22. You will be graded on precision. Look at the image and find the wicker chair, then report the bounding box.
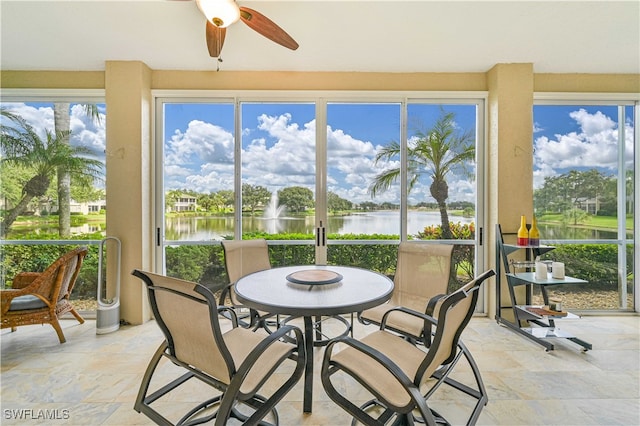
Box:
[1,246,88,343]
[132,269,305,426]
[322,269,495,426]
[359,242,454,341]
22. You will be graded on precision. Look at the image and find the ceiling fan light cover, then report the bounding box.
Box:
[196,0,240,28]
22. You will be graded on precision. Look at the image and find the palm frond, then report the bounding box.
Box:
[373,140,400,164]
[369,167,400,197]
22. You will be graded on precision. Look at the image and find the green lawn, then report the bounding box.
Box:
[540,214,633,230]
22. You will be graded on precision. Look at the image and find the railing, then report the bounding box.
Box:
[3,236,633,312]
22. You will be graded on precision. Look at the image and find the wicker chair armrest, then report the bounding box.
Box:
[1,287,52,302]
[1,288,51,314]
[2,264,62,309]
[13,266,58,299]
[1,289,21,314]
[11,272,42,289]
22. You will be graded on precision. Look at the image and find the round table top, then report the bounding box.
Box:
[234,265,394,316]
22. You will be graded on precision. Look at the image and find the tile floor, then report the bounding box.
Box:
[1,314,639,425]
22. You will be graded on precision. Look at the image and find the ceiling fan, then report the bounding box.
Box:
[176,0,299,58]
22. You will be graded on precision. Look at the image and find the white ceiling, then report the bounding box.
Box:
[1,0,639,74]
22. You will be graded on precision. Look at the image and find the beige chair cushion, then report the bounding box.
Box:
[224,327,295,394]
[361,242,453,336]
[222,239,271,306]
[143,271,297,393]
[331,330,426,408]
[361,304,424,337]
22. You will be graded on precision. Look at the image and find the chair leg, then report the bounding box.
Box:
[135,342,178,426]
[50,318,66,343]
[426,341,487,425]
[69,307,85,324]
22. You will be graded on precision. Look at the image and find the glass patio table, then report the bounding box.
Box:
[234,264,394,413]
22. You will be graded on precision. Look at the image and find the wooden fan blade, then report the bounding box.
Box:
[206,21,226,57]
[239,6,299,50]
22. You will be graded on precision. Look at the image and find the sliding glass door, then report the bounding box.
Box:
[156,94,486,303]
[531,99,636,311]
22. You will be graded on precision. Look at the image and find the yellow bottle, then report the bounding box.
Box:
[529,215,540,247]
[517,215,529,246]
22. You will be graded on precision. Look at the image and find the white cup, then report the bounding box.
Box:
[552,262,565,279]
[535,262,547,280]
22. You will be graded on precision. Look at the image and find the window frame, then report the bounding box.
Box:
[154,90,488,308]
[533,92,639,311]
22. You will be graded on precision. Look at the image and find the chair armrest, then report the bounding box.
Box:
[380,306,437,329]
[217,305,239,327]
[11,272,41,289]
[1,289,21,314]
[381,306,438,345]
[323,335,418,392]
[218,283,234,306]
[1,288,51,315]
[234,324,305,382]
[425,293,446,317]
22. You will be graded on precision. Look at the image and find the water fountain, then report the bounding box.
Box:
[263,193,286,219]
[262,193,287,234]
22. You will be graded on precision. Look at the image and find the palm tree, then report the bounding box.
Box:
[54,103,102,237]
[0,109,103,237]
[369,110,475,239]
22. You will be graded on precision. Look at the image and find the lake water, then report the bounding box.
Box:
[8,211,623,241]
[165,211,474,241]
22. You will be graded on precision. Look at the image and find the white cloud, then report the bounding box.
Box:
[70,104,106,154]
[2,102,106,156]
[533,108,623,188]
[165,120,234,169]
[2,103,54,141]
[533,122,544,133]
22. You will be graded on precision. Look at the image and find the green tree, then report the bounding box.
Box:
[54,103,102,237]
[0,109,103,237]
[217,190,235,212]
[534,175,571,214]
[0,161,32,211]
[359,201,378,211]
[562,207,590,226]
[242,183,271,214]
[566,169,607,211]
[369,110,475,238]
[70,179,105,204]
[278,186,314,213]
[535,169,613,216]
[197,193,215,212]
[328,192,352,213]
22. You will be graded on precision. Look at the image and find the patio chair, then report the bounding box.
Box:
[131,269,305,426]
[322,269,495,426]
[220,239,278,332]
[1,246,88,343]
[358,242,454,342]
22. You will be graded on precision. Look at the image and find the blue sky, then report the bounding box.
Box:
[1,101,634,205]
[532,105,635,189]
[163,102,481,205]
